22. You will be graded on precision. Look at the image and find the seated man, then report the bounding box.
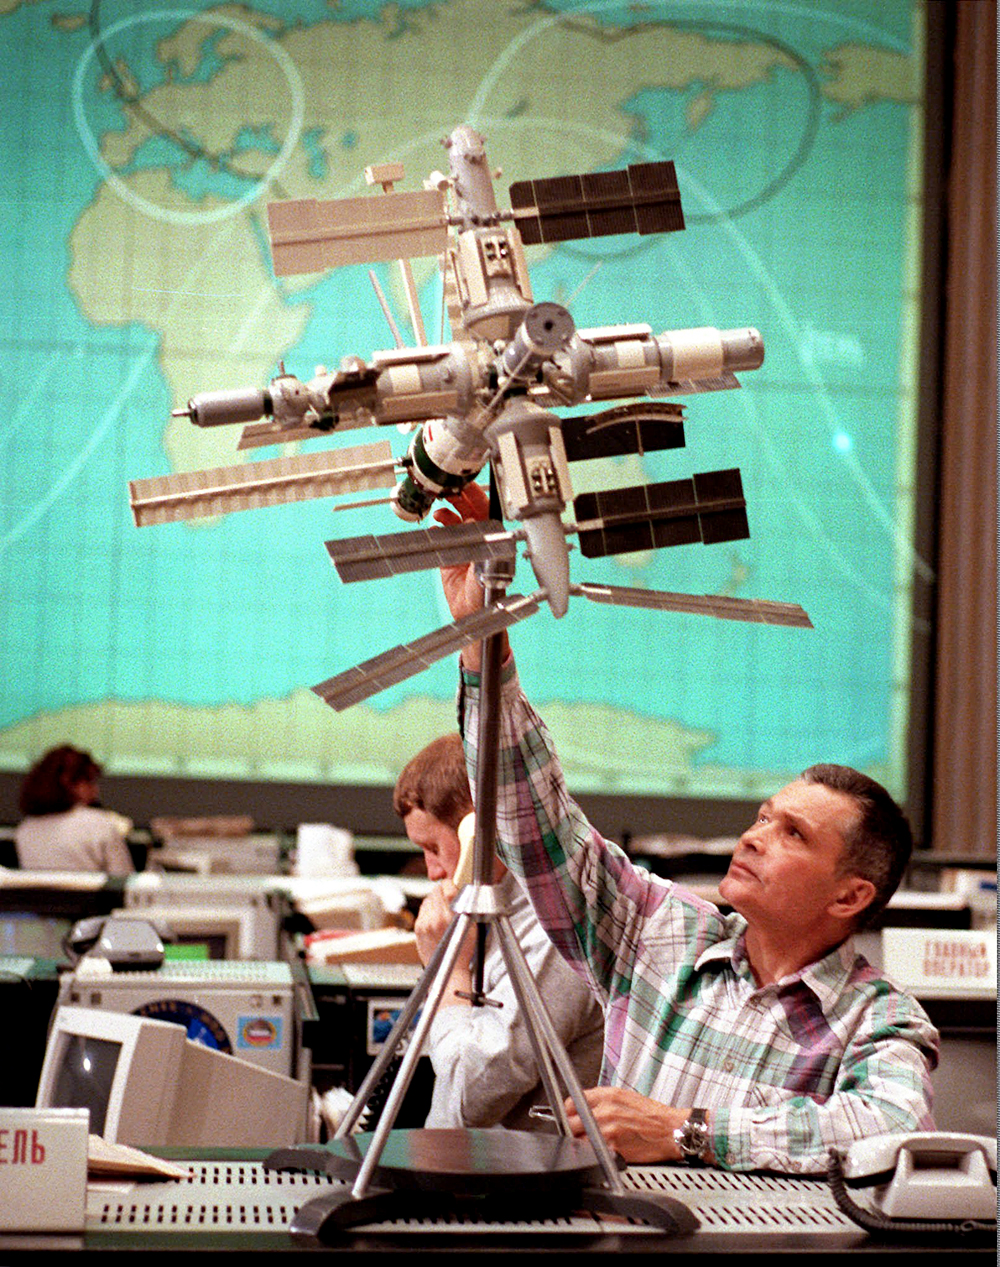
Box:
[435,483,939,1173]
[394,732,605,1132]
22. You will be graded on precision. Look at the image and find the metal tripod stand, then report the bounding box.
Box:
[265,518,697,1240]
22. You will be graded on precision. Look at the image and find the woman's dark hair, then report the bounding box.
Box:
[800,763,913,928]
[19,745,102,817]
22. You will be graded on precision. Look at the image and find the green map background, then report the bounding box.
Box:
[0,0,928,802]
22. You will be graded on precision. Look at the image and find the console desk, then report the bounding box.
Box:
[0,1147,993,1261]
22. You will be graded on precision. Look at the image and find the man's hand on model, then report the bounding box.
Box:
[562,1087,711,1164]
[434,481,508,672]
[434,483,489,621]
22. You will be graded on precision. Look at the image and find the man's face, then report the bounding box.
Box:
[718,779,862,934]
[403,807,462,883]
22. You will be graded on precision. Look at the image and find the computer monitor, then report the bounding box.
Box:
[111,905,262,961]
[35,1005,309,1148]
[123,876,284,960]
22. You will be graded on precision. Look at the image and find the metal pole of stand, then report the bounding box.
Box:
[492,912,626,1194]
[458,498,624,1192]
[463,547,575,1133]
[333,905,469,1140]
[348,908,479,1199]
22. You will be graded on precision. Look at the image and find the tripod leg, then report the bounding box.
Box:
[334,909,467,1139]
[464,559,576,1130]
[493,916,573,1135]
[578,1186,699,1235]
[350,909,478,1199]
[493,914,626,1196]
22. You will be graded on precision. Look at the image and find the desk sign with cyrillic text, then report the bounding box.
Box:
[882,927,997,997]
[0,1108,89,1232]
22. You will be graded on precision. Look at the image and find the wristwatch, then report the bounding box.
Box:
[673,1107,710,1164]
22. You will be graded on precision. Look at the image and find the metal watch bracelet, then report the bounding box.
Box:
[673,1107,710,1164]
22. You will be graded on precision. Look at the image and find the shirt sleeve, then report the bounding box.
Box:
[457,663,691,1004]
[711,994,939,1174]
[96,813,135,876]
[423,910,604,1130]
[100,836,135,876]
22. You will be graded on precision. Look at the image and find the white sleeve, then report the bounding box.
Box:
[424,912,602,1129]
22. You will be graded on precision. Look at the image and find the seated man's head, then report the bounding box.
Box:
[719,763,912,945]
[393,734,474,883]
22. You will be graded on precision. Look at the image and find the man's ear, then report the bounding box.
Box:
[828,874,876,923]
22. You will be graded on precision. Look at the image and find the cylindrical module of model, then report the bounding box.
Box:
[444,124,501,225]
[654,326,765,381]
[174,370,343,430]
[487,400,574,617]
[501,303,576,381]
[174,386,270,427]
[551,324,766,403]
[444,124,534,342]
[390,417,490,522]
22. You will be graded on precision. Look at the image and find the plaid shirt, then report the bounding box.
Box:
[458,663,939,1174]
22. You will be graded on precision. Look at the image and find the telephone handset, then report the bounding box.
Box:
[64,914,172,970]
[452,812,476,890]
[828,1131,997,1238]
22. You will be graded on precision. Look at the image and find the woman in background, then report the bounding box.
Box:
[14,745,133,874]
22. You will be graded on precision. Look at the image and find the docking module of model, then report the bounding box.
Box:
[129,124,811,710]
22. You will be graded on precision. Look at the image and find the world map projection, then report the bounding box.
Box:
[0,0,929,804]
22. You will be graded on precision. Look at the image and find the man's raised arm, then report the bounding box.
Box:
[433,482,505,674]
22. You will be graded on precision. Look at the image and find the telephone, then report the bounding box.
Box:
[452,812,476,889]
[828,1132,997,1238]
[64,914,172,971]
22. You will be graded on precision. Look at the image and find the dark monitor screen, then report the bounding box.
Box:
[50,1034,122,1136]
[0,913,73,958]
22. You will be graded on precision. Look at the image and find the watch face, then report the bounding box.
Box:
[677,1110,709,1159]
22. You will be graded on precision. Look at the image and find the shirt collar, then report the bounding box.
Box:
[795,936,858,1012]
[695,920,858,1010]
[695,912,750,974]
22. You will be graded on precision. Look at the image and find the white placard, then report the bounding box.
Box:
[0,1108,89,1231]
[882,927,997,997]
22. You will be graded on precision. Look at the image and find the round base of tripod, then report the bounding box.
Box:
[278,1129,698,1241]
[285,1128,605,1240]
[320,1127,610,1196]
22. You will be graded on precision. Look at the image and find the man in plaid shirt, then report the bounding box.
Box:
[437,485,938,1174]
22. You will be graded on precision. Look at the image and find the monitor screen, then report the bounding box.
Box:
[117,896,278,961]
[153,911,250,961]
[0,914,73,959]
[37,1004,309,1148]
[48,1034,122,1137]
[36,1006,185,1144]
[166,935,224,961]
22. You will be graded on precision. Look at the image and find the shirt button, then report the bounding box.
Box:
[723,1059,735,1073]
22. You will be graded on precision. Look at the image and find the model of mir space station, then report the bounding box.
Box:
[129,124,812,708]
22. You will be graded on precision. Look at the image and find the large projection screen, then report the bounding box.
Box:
[0,0,940,837]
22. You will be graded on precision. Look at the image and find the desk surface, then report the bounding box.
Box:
[0,1150,993,1260]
